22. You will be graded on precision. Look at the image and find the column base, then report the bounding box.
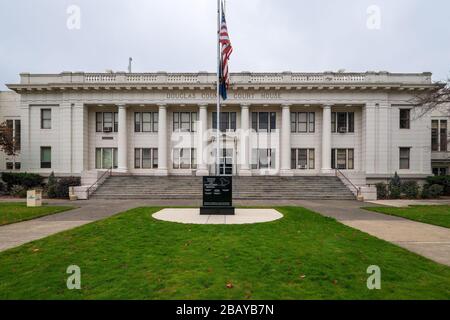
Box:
[155,169,169,176]
[238,169,252,177]
[321,168,335,175]
[280,169,294,177]
[196,169,210,176]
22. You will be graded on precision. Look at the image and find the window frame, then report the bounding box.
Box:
[172,148,197,169]
[399,109,411,129]
[251,112,277,133]
[331,148,355,170]
[173,112,197,133]
[332,112,354,133]
[212,112,237,132]
[40,146,52,169]
[41,109,52,130]
[399,147,411,170]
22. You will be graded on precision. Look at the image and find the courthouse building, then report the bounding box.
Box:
[0,71,448,190]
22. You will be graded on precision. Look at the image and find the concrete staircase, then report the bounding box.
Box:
[91,176,356,200]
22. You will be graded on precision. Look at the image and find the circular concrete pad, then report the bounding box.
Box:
[153,208,283,225]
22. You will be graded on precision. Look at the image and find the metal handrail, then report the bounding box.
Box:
[87,167,113,199]
[335,169,361,197]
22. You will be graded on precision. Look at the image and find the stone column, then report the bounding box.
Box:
[321,104,332,173]
[239,104,252,176]
[157,104,169,176]
[117,104,128,173]
[196,104,209,176]
[280,104,294,176]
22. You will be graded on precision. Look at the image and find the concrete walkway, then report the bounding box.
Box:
[0,198,449,266]
[367,199,450,208]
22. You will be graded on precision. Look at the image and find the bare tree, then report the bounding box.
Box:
[412,77,450,117]
[0,121,18,166]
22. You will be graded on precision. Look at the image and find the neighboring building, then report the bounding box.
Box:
[0,71,447,186]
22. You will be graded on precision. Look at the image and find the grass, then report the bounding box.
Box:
[0,206,449,300]
[0,202,75,226]
[364,205,450,228]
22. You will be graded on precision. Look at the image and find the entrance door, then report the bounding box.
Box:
[219,148,233,176]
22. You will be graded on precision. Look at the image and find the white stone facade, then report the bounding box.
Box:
[0,71,447,185]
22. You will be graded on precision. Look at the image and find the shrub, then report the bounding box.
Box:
[428,184,444,199]
[389,172,402,199]
[46,172,57,198]
[425,176,450,195]
[51,177,81,199]
[1,172,43,191]
[10,185,27,198]
[401,181,419,199]
[0,180,6,195]
[375,183,388,200]
[422,184,444,199]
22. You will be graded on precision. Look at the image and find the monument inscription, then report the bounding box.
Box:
[200,176,235,215]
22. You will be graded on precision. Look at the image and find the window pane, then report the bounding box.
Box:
[337,149,347,169]
[331,149,336,169]
[291,149,296,169]
[251,149,258,169]
[331,113,336,132]
[180,148,190,169]
[173,112,179,131]
[299,113,307,133]
[309,149,315,169]
[41,147,51,168]
[41,109,51,129]
[102,149,112,169]
[134,149,141,169]
[96,149,102,169]
[152,149,158,168]
[153,112,159,132]
[103,113,113,131]
[134,113,141,132]
[298,149,307,168]
[212,112,218,130]
[230,113,237,131]
[220,112,229,132]
[399,148,410,169]
[191,113,197,132]
[440,120,447,152]
[181,113,190,132]
[142,149,152,169]
[400,109,410,129]
[348,112,354,133]
[270,112,276,132]
[14,120,21,151]
[259,149,268,169]
[191,148,197,169]
[114,112,118,132]
[309,113,315,133]
[252,113,258,131]
[270,149,276,169]
[113,148,118,169]
[337,113,347,132]
[142,113,151,132]
[432,120,439,151]
[173,149,180,169]
[259,113,268,132]
[290,113,297,133]
[348,149,354,170]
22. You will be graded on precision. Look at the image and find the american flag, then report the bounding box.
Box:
[219,1,233,100]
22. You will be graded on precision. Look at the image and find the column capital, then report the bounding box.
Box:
[281,104,291,109]
[198,103,208,109]
[157,103,167,109]
[322,104,332,109]
[117,104,128,108]
[241,103,251,109]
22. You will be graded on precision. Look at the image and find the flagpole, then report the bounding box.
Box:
[216,0,221,176]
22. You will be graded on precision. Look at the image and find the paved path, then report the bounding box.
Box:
[0,199,449,266]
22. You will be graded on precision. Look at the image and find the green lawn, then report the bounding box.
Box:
[0,202,75,226]
[364,205,450,228]
[0,206,449,300]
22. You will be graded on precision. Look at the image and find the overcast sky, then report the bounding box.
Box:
[0,0,449,90]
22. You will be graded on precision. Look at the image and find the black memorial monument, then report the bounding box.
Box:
[200,176,235,215]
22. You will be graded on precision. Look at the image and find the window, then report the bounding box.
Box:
[432,119,448,152]
[331,149,354,170]
[41,109,51,129]
[331,112,354,133]
[400,109,411,129]
[95,148,118,169]
[14,162,21,170]
[291,112,315,133]
[96,112,118,133]
[433,167,448,176]
[399,147,410,170]
[173,112,197,132]
[15,120,21,151]
[134,148,159,169]
[173,148,197,169]
[213,112,237,132]
[291,149,315,169]
[6,162,13,170]
[251,149,276,169]
[40,147,51,169]
[251,112,276,132]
